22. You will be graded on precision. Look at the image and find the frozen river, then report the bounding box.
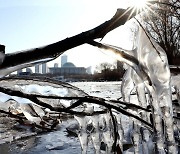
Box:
[0,81,132,154]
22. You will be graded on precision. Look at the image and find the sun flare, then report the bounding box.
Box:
[128,0,148,10]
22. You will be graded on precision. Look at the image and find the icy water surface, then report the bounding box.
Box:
[0,81,131,154]
[0,120,82,154]
[72,81,122,99]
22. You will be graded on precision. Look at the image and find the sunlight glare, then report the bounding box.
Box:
[128,0,148,9]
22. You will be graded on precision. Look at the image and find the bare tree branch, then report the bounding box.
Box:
[0,85,152,129]
[66,96,152,129]
[0,8,136,72]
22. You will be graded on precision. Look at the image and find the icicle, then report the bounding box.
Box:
[74,115,89,154]
[74,103,101,154]
[135,23,177,153]
[94,21,178,153]
[133,70,152,154]
[131,120,141,154]
[121,66,134,102]
[157,86,177,153]
[114,113,124,152]
[121,67,141,154]
[90,115,101,154]
[102,112,114,154]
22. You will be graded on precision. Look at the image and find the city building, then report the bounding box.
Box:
[49,62,87,75]
[35,64,41,73]
[49,55,87,76]
[61,55,67,67]
[32,55,88,77]
[42,63,47,74]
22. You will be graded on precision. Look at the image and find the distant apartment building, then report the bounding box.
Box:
[33,55,88,76]
[35,63,48,74]
[35,64,41,73]
[42,63,47,74]
[61,55,67,67]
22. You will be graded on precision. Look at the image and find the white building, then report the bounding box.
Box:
[61,55,67,67]
[35,64,41,73]
[49,62,87,75]
[42,63,47,74]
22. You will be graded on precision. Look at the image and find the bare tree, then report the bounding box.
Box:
[143,0,180,64]
[94,61,124,81]
[95,62,113,73]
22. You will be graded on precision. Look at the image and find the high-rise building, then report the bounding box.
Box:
[61,55,67,67]
[42,63,47,74]
[35,64,40,73]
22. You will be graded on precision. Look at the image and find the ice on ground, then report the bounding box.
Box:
[16,84,69,96]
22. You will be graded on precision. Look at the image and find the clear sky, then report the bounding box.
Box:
[0,0,137,71]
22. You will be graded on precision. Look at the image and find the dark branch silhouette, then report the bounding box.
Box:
[0,8,135,72]
[0,85,152,129]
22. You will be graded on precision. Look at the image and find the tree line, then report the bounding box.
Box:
[93,61,125,81]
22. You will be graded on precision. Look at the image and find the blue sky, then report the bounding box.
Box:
[0,0,135,70]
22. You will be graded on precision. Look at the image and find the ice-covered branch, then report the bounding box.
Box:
[66,96,152,129]
[110,99,151,112]
[88,19,178,152]
[88,40,152,85]
[0,84,152,129]
[109,108,119,153]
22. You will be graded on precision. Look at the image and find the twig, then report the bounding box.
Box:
[0,86,152,129]
[88,40,152,86]
[0,87,107,116]
[109,108,119,154]
[66,96,152,129]
[173,116,180,120]
[109,99,151,112]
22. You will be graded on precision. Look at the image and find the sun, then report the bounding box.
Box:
[128,0,148,10]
